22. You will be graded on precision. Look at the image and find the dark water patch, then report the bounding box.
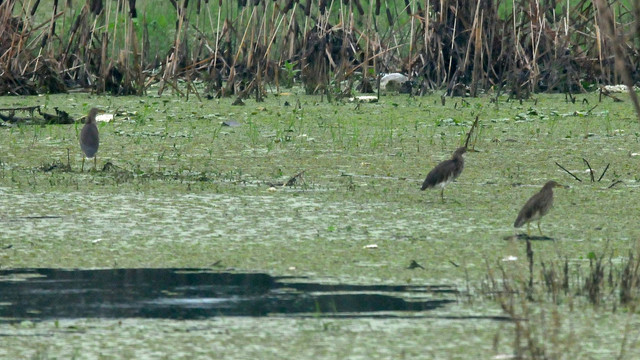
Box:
[222,120,242,127]
[502,234,555,241]
[0,268,457,321]
[292,314,513,321]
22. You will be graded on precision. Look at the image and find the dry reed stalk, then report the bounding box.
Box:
[210,3,221,72]
[423,0,429,66]
[594,4,604,84]
[233,7,255,66]
[122,1,130,90]
[594,0,640,125]
[302,9,309,59]
[246,8,256,70]
[263,12,284,61]
[160,0,187,95]
[511,0,518,68]
[461,0,482,77]
[99,32,108,93]
[470,11,483,97]
[363,0,373,84]
[111,0,121,60]
[3,0,640,97]
[173,0,187,76]
[408,0,414,75]
[129,16,143,95]
[60,4,84,66]
[529,0,543,91]
[445,0,458,86]
[344,43,404,78]
[44,0,59,55]
[286,3,298,71]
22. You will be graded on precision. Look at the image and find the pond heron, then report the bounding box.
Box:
[421,147,466,201]
[514,180,566,236]
[80,107,101,171]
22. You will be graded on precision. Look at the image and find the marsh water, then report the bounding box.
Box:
[0,91,639,358]
[0,268,458,320]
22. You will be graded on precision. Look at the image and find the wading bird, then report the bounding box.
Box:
[421,147,466,201]
[80,107,100,171]
[514,180,566,236]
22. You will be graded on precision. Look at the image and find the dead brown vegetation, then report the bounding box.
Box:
[1,0,639,101]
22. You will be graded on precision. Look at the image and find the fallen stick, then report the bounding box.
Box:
[555,162,582,182]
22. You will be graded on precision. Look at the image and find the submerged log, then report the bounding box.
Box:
[0,106,75,125]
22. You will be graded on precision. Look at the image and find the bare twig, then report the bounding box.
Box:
[464,115,479,149]
[583,158,595,182]
[526,238,534,301]
[600,89,623,102]
[407,260,425,269]
[285,170,306,187]
[555,162,582,182]
[608,180,623,189]
[598,163,610,182]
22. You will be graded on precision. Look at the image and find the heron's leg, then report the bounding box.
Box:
[537,219,543,236]
[526,223,531,237]
[440,188,444,202]
[94,156,97,171]
[81,157,85,172]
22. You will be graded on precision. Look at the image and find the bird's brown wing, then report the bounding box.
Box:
[80,124,100,157]
[514,191,550,227]
[421,159,456,190]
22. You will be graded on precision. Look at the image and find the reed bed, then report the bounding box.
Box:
[0,0,639,98]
